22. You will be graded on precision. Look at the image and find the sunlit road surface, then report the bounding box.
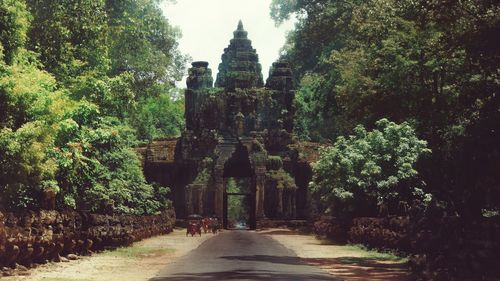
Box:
[150,230,340,281]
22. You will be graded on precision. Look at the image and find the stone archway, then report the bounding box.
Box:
[213,140,261,229]
[222,143,256,229]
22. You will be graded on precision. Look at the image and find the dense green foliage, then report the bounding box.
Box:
[272,0,499,218]
[311,119,431,216]
[226,178,251,226]
[0,0,184,213]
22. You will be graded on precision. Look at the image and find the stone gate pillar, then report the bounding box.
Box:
[277,188,284,217]
[214,167,224,219]
[185,186,193,215]
[197,186,204,215]
[255,167,266,219]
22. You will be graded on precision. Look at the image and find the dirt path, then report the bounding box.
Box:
[260,229,410,281]
[3,228,213,281]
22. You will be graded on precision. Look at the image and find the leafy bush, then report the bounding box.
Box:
[131,92,184,141]
[311,119,431,217]
[0,122,57,210]
[52,108,170,214]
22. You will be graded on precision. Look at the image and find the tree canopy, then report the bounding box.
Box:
[0,0,184,213]
[271,0,499,219]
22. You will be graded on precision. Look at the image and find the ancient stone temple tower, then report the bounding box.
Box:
[139,21,318,228]
[215,20,264,90]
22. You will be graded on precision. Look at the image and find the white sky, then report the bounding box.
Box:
[161,0,296,88]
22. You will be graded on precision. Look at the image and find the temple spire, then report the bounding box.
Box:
[216,21,264,90]
[233,20,248,39]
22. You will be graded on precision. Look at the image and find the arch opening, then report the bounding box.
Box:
[222,143,256,229]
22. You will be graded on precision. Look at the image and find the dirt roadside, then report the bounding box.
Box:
[2,228,213,281]
[261,229,410,281]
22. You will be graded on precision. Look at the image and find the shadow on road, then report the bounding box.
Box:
[149,269,340,280]
[220,254,303,265]
[303,257,410,281]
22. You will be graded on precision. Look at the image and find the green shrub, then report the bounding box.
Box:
[311,119,431,216]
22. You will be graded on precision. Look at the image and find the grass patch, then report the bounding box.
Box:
[306,238,407,262]
[102,245,175,258]
[336,244,408,262]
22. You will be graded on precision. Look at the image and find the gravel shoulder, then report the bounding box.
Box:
[3,228,213,281]
[260,229,410,281]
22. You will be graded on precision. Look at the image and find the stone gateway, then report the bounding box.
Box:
[138,21,320,228]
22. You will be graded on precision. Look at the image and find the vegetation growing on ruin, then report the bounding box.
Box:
[266,169,296,189]
[192,157,214,186]
[266,155,283,170]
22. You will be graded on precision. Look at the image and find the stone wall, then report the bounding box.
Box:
[257,219,310,230]
[136,138,178,166]
[409,215,500,280]
[0,209,175,276]
[313,215,500,280]
[313,216,350,244]
[349,216,410,252]
[313,216,409,251]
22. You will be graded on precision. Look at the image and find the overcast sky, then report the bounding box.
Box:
[161,0,295,88]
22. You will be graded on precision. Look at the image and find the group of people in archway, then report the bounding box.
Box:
[186,216,220,237]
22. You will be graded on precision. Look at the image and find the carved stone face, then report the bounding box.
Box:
[5,212,18,227]
[21,211,35,227]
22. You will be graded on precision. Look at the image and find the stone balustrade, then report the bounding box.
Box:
[0,209,175,276]
[313,215,500,280]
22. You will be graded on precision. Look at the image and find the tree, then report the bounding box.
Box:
[52,103,170,214]
[1,0,178,213]
[106,0,187,99]
[26,0,109,81]
[0,41,65,210]
[0,122,58,210]
[131,92,184,141]
[0,0,30,64]
[271,0,500,218]
[311,119,431,217]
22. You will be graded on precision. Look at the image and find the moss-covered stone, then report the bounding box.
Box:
[215,21,264,90]
[139,21,318,224]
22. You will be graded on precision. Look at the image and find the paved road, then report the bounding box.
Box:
[150,230,340,281]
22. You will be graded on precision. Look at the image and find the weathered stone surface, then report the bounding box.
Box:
[348,216,411,251]
[313,214,500,280]
[136,138,178,165]
[137,21,319,227]
[0,209,175,269]
[215,20,264,90]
